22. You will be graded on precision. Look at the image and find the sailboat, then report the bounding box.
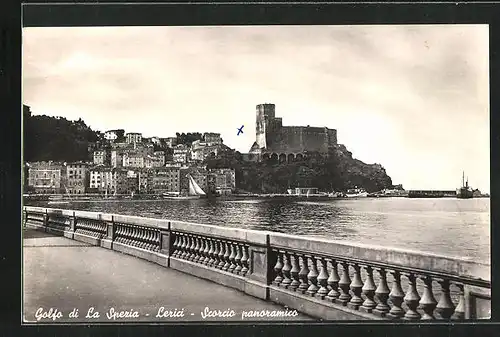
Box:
[163,174,206,200]
[456,171,473,199]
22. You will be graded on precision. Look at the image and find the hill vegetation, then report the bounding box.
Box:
[23,105,100,162]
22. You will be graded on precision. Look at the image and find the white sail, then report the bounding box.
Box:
[188,176,197,196]
[188,175,206,196]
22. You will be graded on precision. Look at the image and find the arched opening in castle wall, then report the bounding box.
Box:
[279,153,287,164]
[270,153,279,163]
[287,153,295,163]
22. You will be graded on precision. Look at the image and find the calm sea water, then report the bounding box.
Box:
[27,197,491,263]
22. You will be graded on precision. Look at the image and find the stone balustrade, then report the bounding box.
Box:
[23,206,491,321]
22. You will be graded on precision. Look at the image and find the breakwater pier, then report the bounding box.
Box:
[23,206,490,321]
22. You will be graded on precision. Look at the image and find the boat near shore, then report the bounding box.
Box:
[456,171,474,199]
[345,188,368,198]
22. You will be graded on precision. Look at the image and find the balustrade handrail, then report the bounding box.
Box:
[23,206,491,288]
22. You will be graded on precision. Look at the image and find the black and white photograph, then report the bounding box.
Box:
[22,24,490,323]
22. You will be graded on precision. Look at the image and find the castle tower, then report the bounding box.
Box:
[255,103,275,149]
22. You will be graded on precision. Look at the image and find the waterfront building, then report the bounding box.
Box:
[210,168,236,194]
[111,142,129,150]
[151,137,161,146]
[111,150,124,168]
[203,132,222,145]
[27,161,66,194]
[93,150,105,165]
[122,152,145,168]
[161,137,177,148]
[126,132,142,144]
[65,162,89,194]
[173,144,190,164]
[151,167,181,194]
[145,151,165,168]
[249,103,337,162]
[137,169,153,194]
[104,130,119,142]
[190,140,221,162]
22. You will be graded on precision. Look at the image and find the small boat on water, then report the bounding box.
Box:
[345,188,368,198]
[456,171,474,199]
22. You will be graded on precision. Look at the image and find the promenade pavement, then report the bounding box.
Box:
[23,228,312,323]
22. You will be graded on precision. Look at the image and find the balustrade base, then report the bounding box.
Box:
[63,229,74,240]
[169,257,269,301]
[347,302,362,311]
[371,309,389,317]
[45,226,65,236]
[113,241,168,268]
[315,293,327,300]
[24,222,44,231]
[73,232,103,246]
[100,238,112,250]
[269,286,384,321]
[359,306,376,314]
[334,299,349,307]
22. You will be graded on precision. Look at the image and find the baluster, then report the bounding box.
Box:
[451,283,465,320]
[336,262,352,306]
[306,256,319,297]
[326,259,340,302]
[403,273,421,320]
[197,238,206,264]
[315,258,329,299]
[435,279,455,320]
[131,227,138,246]
[289,254,301,291]
[373,268,390,317]
[131,227,137,245]
[419,276,438,320]
[297,255,310,294]
[360,265,377,313]
[212,240,220,267]
[187,235,195,261]
[222,242,231,271]
[180,235,188,259]
[202,238,210,265]
[388,270,405,319]
[193,236,201,262]
[138,227,145,247]
[273,252,284,286]
[143,229,151,250]
[348,263,364,310]
[114,225,121,243]
[207,239,216,266]
[240,245,249,276]
[218,241,226,269]
[187,235,195,260]
[228,242,237,272]
[281,252,292,288]
[153,230,160,251]
[234,244,243,274]
[125,227,132,245]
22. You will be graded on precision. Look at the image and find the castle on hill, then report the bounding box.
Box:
[248,103,337,162]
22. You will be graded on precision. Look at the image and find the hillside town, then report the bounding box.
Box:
[25,130,236,197]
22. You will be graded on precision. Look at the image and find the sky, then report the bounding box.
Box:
[22,25,490,192]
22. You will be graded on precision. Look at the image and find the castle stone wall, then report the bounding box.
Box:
[250,103,337,156]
